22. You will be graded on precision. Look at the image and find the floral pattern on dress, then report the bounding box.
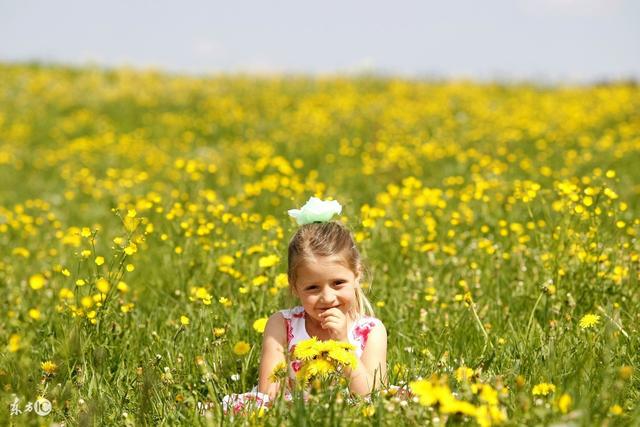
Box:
[352,320,378,351]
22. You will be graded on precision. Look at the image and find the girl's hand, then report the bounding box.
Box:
[319,308,349,342]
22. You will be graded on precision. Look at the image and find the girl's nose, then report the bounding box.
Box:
[319,289,336,303]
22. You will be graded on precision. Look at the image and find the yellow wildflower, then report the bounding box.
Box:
[253,318,268,333]
[557,393,572,414]
[268,361,288,383]
[455,366,474,382]
[41,360,58,375]
[579,313,600,329]
[610,404,623,415]
[258,254,279,268]
[29,274,46,290]
[96,278,110,293]
[8,334,21,352]
[233,341,251,356]
[532,382,556,396]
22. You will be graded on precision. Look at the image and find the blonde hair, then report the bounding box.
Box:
[287,221,375,318]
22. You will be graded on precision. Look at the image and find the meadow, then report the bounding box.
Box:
[0,62,638,426]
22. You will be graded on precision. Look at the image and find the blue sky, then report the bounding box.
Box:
[1,0,638,82]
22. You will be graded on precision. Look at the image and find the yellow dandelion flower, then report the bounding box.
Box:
[213,327,225,337]
[579,313,600,329]
[28,308,41,320]
[610,404,623,415]
[80,296,93,308]
[325,344,358,369]
[233,341,251,356]
[275,273,289,288]
[180,315,190,326]
[124,243,137,255]
[362,405,376,417]
[95,256,105,266]
[59,287,74,299]
[253,318,268,333]
[293,337,320,360]
[268,361,288,383]
[297,358,334,383]
[557,393,572,414]
[532,382,556,396]
[41,360,58,375]
[96,278,110,293]
[258,254,279,268]
[29,274,46,290]
[8,334,21,352]
[455,366,474,382]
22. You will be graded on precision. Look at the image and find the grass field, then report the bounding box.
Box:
[0,63,638,425]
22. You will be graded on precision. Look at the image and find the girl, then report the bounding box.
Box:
[222,198,387,413]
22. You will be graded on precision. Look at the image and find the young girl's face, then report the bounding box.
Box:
[293,255,358,323]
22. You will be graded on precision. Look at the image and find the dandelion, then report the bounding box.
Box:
[618,365,633,380]
[292,338,357,384]
[532,382,556,396]
[8,334,21,352]
[96,278,110,293]
[180,315,190,326]
[362,405,376,417]
[95,256,105,266]
[41,360,58,375]
[253,317,268,333]
[557,393,572,414]
[258,254,279,268]
[455,366,474,382]
[28,308,41,320]
[609,404,623,415]
[268,361,287,383]
[213,328,225,337]
[29,274,46,290]
[579,313,600,329]
[124,243,137,255]
[233,341,251,356]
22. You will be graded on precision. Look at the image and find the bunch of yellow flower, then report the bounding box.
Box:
[410,375,507,426]
[292,337,358,385]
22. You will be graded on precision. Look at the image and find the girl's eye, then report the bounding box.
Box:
[334,281,346,286]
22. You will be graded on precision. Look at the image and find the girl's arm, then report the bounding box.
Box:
[345,323,387,396]
[257,312,288,399]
